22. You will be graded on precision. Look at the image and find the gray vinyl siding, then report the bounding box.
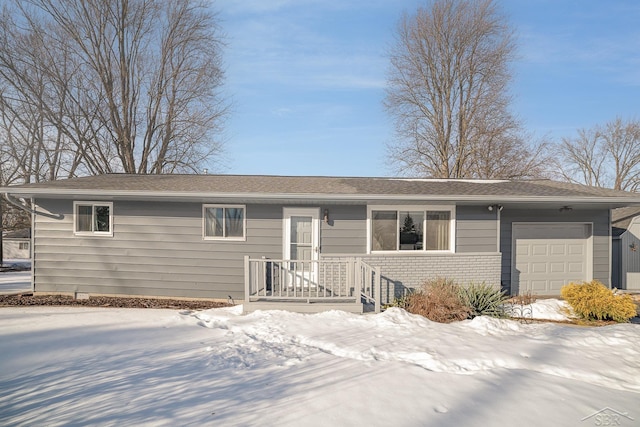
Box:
[33,199,282,300]
[319,204,498,255]
[500,208,611,293]
[320,205,366,254]
[619,220,640,289]
[456,206,499,253]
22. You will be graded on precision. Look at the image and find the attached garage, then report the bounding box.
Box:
[512,223,592,295]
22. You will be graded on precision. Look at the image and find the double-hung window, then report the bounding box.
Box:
[74,202,113,236]
[203,205,246,240]
[369,206,454,252]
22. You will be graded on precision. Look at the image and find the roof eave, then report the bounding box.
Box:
[2,187,640,205]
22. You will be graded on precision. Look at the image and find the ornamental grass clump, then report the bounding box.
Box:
[404,278,471,323]
[560,280,637,323]
[459,282,508,318]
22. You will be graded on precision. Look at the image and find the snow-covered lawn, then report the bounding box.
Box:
[1,302,638,426]
[0,259,31,294]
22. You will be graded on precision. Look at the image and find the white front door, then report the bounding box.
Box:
[284,208,320,287]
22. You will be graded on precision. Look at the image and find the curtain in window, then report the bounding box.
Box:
[426,211,450,250]
[76,205,92,232]
[205,207,224,237]
[225,208,244,237]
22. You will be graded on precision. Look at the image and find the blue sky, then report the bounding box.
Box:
[214,0,640,177]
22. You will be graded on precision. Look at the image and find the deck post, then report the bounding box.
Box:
[244,255,250,304]
[354,257,362,307]
[374,266,381,313]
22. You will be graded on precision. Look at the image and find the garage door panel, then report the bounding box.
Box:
[513,223,589,295]
[531,263,547,273]
[517,263,529,274]
[549,280,566,291]
[530,280,548,291]
[568,262,584,273]
[568,244,584,255]
[532,245,548,256]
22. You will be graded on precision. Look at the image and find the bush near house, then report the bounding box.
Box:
[400,279,508,323]
[459,283,508,318]
[404,278,471,323]
[561,281,637,323]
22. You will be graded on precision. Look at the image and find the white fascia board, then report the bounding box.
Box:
[3,187,640,205]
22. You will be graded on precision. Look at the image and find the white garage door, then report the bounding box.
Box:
[512,223,591,295]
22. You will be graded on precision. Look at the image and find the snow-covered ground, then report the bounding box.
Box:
[0,302,638,427]
[0,260,31,294]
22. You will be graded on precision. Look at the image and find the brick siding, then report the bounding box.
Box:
[322,253,501,304]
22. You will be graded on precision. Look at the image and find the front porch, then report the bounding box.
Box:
[243,256,382,314]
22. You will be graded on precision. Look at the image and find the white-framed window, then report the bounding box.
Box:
[367,205,455,253]
[74,201,113,236]
[203,204,246,240]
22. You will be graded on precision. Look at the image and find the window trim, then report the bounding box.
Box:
[366,204,456,254]
[202,204,247,241]
[73,201,113,237]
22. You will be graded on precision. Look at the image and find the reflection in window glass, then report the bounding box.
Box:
[75,203,111,234]
[370,208,452,252]
[225,208,244,237]
[372,210,397,251]
[204,206,245,239]
[94,206,110,232]
[399,211,424,250]
[205,207,224,237]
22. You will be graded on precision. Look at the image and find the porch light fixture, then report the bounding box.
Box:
[324,209,329,223]
[487,204,503,212]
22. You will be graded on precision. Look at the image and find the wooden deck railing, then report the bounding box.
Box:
[244,256,381,312]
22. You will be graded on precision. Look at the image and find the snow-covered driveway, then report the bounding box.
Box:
[1,305,638,426]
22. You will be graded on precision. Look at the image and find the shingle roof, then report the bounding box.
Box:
[2,174,640,204]
[612,207,640,235]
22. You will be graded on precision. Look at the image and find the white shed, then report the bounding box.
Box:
[2,228,31,260]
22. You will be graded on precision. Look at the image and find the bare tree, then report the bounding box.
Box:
[0,0,226,181]
[557,118,640,192]
[384,0,547,179]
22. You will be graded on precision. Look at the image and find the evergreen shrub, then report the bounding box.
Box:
[459,282,508,318]
[561,281,637,323]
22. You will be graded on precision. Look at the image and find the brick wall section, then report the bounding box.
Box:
[321,253,502,304]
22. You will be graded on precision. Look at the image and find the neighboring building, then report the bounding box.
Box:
[2,228,31,260]
[2,174,640,312]
[612,207,640,290]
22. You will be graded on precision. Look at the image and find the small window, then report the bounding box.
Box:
[19,242,29,250]
[74,202,113,236]
[203,205,246,240]
[369,206,454,252]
